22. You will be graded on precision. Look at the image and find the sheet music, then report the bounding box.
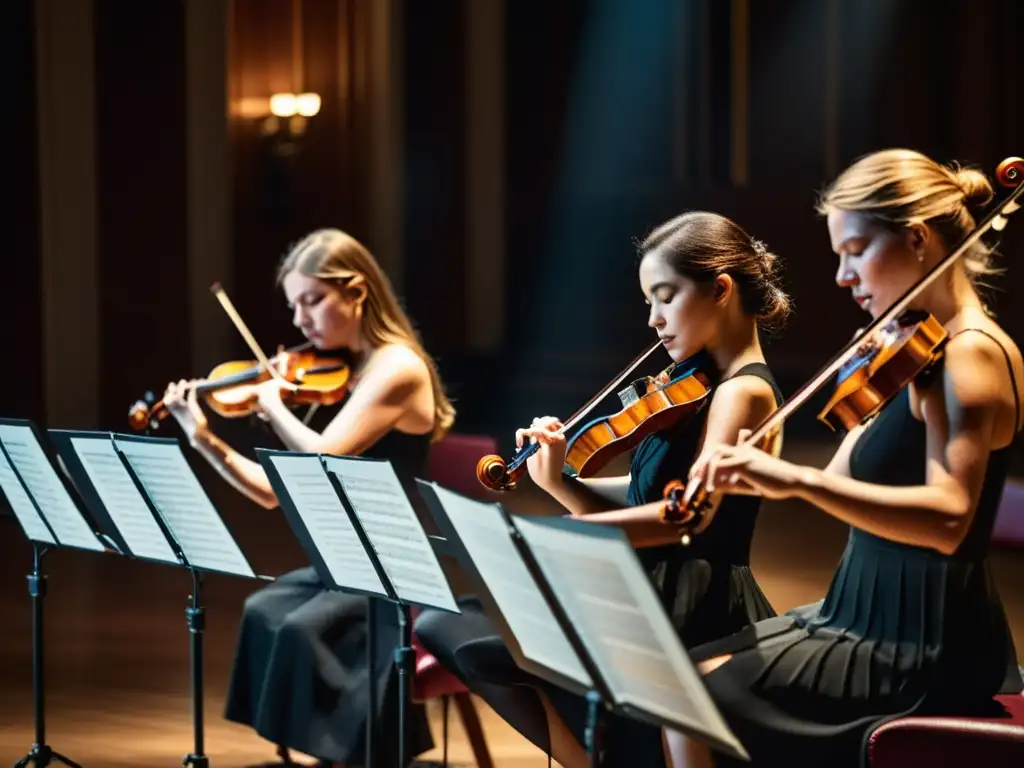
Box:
[0,445,56,544]
[114,438,254,578]
[264,454,386,596]
[512,516,746,760]
[427,484,591,686]
[0,425,104,552]
[68,437,180,565]
[324,457,457,612]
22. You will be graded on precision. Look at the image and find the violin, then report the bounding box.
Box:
[476,343,715,491]
[661,155,1024,543]
[127,342,350,431]
[128,282,351,431]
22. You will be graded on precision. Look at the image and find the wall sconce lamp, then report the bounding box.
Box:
[256,91,321,157]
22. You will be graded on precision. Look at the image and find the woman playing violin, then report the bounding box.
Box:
[675,149,1024,768]
[416,211,792,768]
[163,228,455,768]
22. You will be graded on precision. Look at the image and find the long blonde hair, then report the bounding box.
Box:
[277,229,455,442]
[816,148,999,303]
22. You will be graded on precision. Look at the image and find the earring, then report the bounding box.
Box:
[918,253,925,262]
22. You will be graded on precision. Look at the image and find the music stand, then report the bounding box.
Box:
[416,481,749,765]
[258,449,391,768]
[0,418,112,768]
[49,429,263,768]
[257,449,460,768]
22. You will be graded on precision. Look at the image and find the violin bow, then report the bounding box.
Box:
[553,339,665,435]
[209,282,297,390]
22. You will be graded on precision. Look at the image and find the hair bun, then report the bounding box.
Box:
[953,167,994,207]
[750,238,776,274]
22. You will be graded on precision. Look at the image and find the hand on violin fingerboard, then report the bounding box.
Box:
[515,416,566,492]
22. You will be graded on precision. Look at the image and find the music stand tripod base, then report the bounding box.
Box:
[12,546,83,768]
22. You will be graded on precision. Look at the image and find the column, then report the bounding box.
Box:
[34,0,100,428]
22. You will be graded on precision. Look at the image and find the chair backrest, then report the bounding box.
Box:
[993,479,1024,548]
[428,432,499,501]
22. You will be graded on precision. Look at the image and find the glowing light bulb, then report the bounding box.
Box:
[269,93,298,117]
[296,92,321,117]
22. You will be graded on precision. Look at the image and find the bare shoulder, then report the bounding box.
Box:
[925,319,1024,440]
[943,320,1022,402]
[366,344,430,386]
[708,369,778,424]
[714,370,778,410]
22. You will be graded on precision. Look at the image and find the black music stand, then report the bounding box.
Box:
[416,480,749,766]
[49,429,265,768]
[0,417,113,768]
[257,449,460,768]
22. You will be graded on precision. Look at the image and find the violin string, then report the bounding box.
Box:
[560,340,664,433]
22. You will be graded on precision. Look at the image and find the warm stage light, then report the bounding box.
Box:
[296,92,321,117]
[269,93,299,117]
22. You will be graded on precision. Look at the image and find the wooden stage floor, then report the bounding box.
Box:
[2,442,1022,767]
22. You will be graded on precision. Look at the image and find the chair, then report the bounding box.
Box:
[413,432,499,768]
[865,693,1024,767]
[993,478,1024,548]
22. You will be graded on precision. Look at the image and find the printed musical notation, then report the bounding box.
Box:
[0,425,103,552]
[68,437,180,564]
[324,457,457,612]
[513,515,738,749]
[115,438,254,578]
[0,443,56,545]
[429,484,591,686]
[265,454,386,596]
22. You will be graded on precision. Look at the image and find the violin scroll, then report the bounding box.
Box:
[660,479,713,547]
[128,391,161,431]
[476,454,518,492]
[995,157,1024,188]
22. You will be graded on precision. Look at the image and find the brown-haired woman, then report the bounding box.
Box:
[414,210,793,768]
[676,149,1024,767]
[162,228,455,768]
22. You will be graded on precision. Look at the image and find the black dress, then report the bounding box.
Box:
[414,357,782,766]
[690,330,1024,767]
[222,399,436,766]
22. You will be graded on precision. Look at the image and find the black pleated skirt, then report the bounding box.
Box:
[223,566,434,765]
[689,530,1023,767]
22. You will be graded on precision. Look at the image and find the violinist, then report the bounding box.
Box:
[162,228,455,768]
[675,149,1024,768]
[416,211,793,768]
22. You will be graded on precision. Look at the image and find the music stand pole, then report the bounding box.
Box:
[182,568,209,768]
[365,598,376,768]
[394,604,414,768]
[584,690,606,768]
[12,544,82,768]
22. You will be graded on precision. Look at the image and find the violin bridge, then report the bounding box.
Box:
[617,379,645,408]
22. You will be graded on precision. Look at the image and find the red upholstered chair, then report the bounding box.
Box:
[412,433,499,768]
[865,694,1024,767]
[993,479,1024,549]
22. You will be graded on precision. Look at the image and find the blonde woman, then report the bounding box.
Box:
[674,150,1024,767]
[163,229,455,768]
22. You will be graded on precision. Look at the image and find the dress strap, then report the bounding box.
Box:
[951,328,1022,433]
